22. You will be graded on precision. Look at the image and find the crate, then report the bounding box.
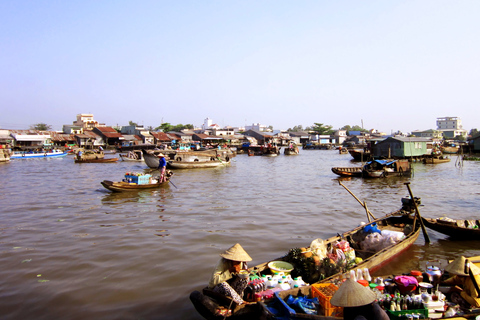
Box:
[125,174,151,185]
[386,308,428,320]
[311,283,343,317]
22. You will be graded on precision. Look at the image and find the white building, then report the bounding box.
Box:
[436,116,468,139]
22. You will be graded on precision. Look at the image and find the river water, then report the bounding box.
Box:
[0,150,479,320]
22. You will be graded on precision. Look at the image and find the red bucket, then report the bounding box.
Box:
[394,276,418,294]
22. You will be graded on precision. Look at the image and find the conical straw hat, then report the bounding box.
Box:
[330,278,376,307]
[445,256,468,276]
[219,243,252,262]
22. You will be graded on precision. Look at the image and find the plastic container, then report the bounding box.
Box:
[386,308,428,320]
[312,283,343,317]
[268,261,294,275]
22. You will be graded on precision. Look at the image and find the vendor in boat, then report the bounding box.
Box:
[439,256,480,308]
[331,278,389,320]
[157,153,167,182]
[208,243,252,305]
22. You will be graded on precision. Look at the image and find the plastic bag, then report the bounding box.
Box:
[310,238,327,260]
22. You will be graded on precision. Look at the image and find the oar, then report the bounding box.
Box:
[338,181,377,221]
[404,182,430,243]
[216,156,227,166]
[169,179,178,189]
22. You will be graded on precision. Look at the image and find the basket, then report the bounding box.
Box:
[386,308,428,320]
[268,261,294,275]
[311,283,343,317]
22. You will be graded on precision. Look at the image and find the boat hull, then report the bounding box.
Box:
[422,218,480,239]
[10,151,68,159]
[101,180,169,192]
[75,158,118,163]
[167,160,227,169]
[331,167,363,177]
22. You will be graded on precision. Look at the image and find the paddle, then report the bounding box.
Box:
[338,181,377,221]
[404,182,430,243]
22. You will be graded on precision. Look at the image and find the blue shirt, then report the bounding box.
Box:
[158,157,167,169]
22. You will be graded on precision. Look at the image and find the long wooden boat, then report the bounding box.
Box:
[191,205,422,320]
[0,149,11,162]
[421,217,480,239]
[75,157,118,163]
[143,149,232,169]
[10,149,68,159]
[348,148,370,161]
[167,159,228,169]
[422,155,451,164]
[101,171,173,192]
[331,167,363,177]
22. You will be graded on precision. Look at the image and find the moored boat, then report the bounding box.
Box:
[142,149,232,169]
[101,170,173,192]
[284,143,300,155]
[10,149,68,159]
[0,149,11,162]
[421,217,480,240]
[331,167,363,177]
[422,155,451,164]
[167,159,228,169]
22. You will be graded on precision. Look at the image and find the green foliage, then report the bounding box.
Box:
[469,128,478,137]
[287,125,304,132]
[341,125,368,134]
[30,123,52,131]
[155,123,193,132]
[310,123,334,135]
[128,121,138,126]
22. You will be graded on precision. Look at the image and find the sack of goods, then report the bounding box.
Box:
[361,230,405,253]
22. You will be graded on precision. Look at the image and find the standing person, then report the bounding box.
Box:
[330,278,389,320]
[208,243,252,305]
[440,256,480,308]
[157,153,167,182]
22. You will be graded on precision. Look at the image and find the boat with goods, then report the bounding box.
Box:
[421,217,480,240]
[190,197,423,320]
[74,149,118,163]
[10,149,68,159]
[142,149,232,169]
[422,155,451,164]
[101,170,173,192]
[119,150,144,162]
[284,143,300,155]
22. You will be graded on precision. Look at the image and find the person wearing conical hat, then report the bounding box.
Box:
[441,256,480,308]
[157,153,167,182]
[331,278,389,320]
[208,243,252,305]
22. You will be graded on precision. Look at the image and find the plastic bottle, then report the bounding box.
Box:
[356,268,364,281]
[276,280,290,291]
[363,268,372,282]
[350,269,357,281]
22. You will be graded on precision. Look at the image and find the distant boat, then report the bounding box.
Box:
[362,159,412,178]
[284,144,300,155]
[422,155,451,164]
[10,149,68,159]
[0,149,11,162]
[101,171,173,192]
[75,158,118,163]
[331,166,363,177]
[119,150,144,162]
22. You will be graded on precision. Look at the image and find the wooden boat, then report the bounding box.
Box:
[284,146,300,155]
[101,171,173,192]
[10,149,68,159]
[75,157,118,163]
[167,159,228,169]
[440,144,460,154]
[191,201,422,320]
[247,145,281,157]
[422,155,451,164]
[421,217,480,239]
[348,148,370,161]
[331,167,363,177]
[362,159,412,178]
[0,149,11,162]
[143,149,232,169]
[119,150,144,162]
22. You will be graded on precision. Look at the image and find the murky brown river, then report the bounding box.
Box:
[1,150,479,319]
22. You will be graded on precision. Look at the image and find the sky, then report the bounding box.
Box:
[1,1,479,134]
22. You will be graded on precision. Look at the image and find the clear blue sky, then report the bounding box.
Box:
[1,1,479,133]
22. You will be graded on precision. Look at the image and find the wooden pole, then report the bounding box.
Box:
[404,182,430,243]
[338,181,377,221]
[363,201,372,223]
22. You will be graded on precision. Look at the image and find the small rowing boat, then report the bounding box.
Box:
[422,155,451,164]
[331,167,363,177]
[75,157,118,163]
[421,217,480,240]
[101,171,173,192]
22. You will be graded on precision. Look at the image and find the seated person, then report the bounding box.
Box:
[440,256,480,309]
[331,278,389,320]
[208,243,252,305]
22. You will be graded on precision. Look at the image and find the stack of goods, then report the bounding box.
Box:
[361,224,405,253]
[123,172,152,185]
